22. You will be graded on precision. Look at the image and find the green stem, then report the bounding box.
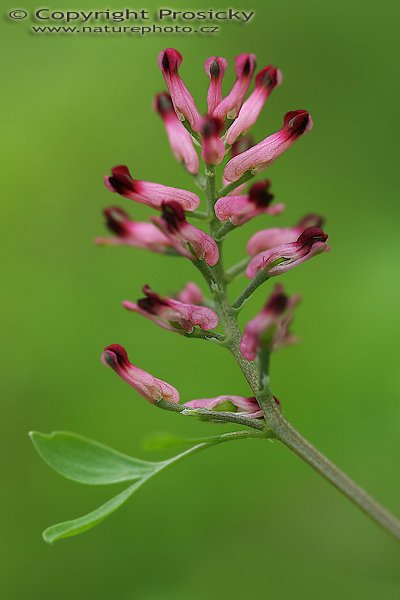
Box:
[189,210,211,222]
[225,257,251,282]
[214,221,237,241]
[218,172,254,198]
[232,271,269,311]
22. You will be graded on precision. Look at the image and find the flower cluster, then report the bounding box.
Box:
[98,48,329,421]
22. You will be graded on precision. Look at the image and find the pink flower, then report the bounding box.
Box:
[123,285,218,334]
[175,282,203,305]
[204,56,228,115]
[213,53,257,121]
[200,116,225,166]
[101,344,180,404]
[105,165,200,211]
[95,207,173,253]
[246,227,329,278]
[222,135,255,193]
[158,48,202,131]
[224,110,313,183]
[183,395,263,419]
[214,180,284,226]
[226,66,282,145]
[154,92,199,175]
[247,214,325,256]
[152,202,220,266]
[240,284,300,360]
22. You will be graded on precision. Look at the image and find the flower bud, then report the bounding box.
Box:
[226,66,282,145]
[154,92,199,174]
[158,48,202,131]
[183,395,263,418]
[200,116,225,166]
[215,179,284,226]
[213,53,257,121]
[224,110,313,183]
[105,165,200,211]
[101,344,180,403]
[204,56,228,114]
[246,227,329,278]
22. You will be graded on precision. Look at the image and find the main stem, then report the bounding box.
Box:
[201,168,400,541]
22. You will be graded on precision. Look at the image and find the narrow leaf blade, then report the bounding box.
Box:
[42,479,147,544]
[30,431,156,485]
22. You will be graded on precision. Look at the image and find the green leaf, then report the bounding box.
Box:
[30,430,212,543]
[42,479,149,544]
[30,431,156,485]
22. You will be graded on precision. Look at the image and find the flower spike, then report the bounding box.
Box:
[226,66,282,145]
[204,56,228,115]
[158,48,202,131]
[247,214,325,256]
[105,165,200,211]
[213,53,257,121]
[240,284,300,360]
[152,202,220,266]
[102,344,180,404]
[123,285,219,334]
[246,226,329,278]
[95,207,173,253]
[224,110,313,182]
[215,180,284,226]
[183,395,263,419]
[200,116,225,166]
[154,92,199,174]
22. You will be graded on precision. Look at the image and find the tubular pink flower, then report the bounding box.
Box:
[204,56,228,115]
[214,179,284,226]
[222,135,256,193]
[175,282,203,305]
[226,66,282,145]
[224,110,313,183]
[213,53,257,121]
[105,165,200,211]
[158,48,202,131]
[123,285,218,334]
[200,116,225,166]
[246,227,329,278]
[240,284,300,360]
[247,214,325,256]
[101,344,180,404]
[95,207,173,253]
[152,202,220,266]
[154,92,199,175]
[183,395,263,419]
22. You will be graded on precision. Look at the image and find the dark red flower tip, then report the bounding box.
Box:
[161,201,187,231]
[297,226,328,246]
[106,165,136,195]
[248,180,274,207]
[103,344,129,368]
[231,134,255,158]
[283,110,312,137]
[241,56,253,76]
[103,207,130,237]
[265,284,289,315]
[137,285,168,315]
[154,92,174,116]
[160,48,182,73]
[201,115,222,139]
[297,214,325,230]
[209,58,221,79]
[256,66,280,90]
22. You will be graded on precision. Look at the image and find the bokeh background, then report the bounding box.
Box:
[2,0,400,597]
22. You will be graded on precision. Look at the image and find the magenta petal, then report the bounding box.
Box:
[204,56,228,115]
[226,66,282,145]
[154,92,199,174]
[200,116,225,166]
[101,344,180,403]
[246,227,329,278]
[158,48,202,131]
[213,53,257,121]
[224,110,313,182]
[175,282,203,305]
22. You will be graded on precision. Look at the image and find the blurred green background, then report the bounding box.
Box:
[2,0,400,597]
